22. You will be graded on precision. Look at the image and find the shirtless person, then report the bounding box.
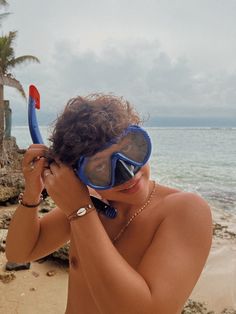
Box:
[6,94,212,314]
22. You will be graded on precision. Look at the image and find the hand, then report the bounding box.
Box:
[22,144,48,201]
[43,161,91,216]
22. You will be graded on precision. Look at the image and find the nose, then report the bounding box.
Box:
[114,159,135,186]
[118,160,135,176]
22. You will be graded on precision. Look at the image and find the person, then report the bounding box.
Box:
[6,94,212,314]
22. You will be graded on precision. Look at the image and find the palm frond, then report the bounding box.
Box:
[0,31,18,74]
[8,55,40,69]
[7,31,18,44]
[0,0,8,6]
[0,74,26,99]
[0,29,39,102]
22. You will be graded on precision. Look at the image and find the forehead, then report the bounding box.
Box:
[84,125,146,161]
[88,136,131,161]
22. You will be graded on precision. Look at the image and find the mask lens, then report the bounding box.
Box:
[119,131,149,162]
[83,156,112,186]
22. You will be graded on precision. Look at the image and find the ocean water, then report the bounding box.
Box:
[11,126,236,214]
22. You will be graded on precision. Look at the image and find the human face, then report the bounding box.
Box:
[76,125,152,190]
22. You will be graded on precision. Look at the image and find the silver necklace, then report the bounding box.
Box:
[112,181,156,243]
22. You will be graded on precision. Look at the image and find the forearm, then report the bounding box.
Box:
[70,212,152,314]
[6,204,40,263]
[6,145,48,262]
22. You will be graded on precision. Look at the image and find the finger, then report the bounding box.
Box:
[43,168,53,181]
[44,159,50,169]
[49,161,60,174]
[23,156,45,173]
[24,147,48,165]
[26,144,48,159]
[28,144,48,149]
[34,157,47,174]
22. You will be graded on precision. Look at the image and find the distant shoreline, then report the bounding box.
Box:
[12,125,236,129]
[12,115,236,128]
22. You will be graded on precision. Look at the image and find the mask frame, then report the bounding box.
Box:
[76,125,152,190]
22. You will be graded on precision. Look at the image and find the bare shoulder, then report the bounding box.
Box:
[155,183,212,225]
[164,189,212,226]
[160,188,213,253]
[137,188,213,313]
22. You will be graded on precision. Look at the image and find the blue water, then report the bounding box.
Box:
[11,126,236,213]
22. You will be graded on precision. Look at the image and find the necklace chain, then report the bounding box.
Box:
[112,181,156,243]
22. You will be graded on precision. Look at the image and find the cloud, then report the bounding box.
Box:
[3,0,236,122]
[4,0,236,72]
[5,37,236,122]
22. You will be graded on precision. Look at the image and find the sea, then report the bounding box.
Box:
[11,126,236,214]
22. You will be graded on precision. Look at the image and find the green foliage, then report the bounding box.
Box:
[0,0,40,155]
[0,31,40,76]
[0,31,17,74]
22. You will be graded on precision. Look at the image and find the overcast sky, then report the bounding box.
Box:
[1,0,236,124]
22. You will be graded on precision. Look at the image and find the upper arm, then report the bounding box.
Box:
[29,207,71,261]
[137,193,212,314]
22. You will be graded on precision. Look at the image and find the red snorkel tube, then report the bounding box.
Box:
[28,85,44,144]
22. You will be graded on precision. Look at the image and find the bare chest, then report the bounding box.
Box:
[65,201,165,314]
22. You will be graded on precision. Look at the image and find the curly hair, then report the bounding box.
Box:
[48,93,142,166]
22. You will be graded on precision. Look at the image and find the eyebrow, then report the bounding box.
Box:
[89,156,106,162]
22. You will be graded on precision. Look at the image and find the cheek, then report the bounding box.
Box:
[141,164,150,178]
[95,186,124,201]
[95,190,113,200]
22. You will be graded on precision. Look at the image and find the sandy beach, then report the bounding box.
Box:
[0,254,68,314]
[189,208,236,313]
[1,204,236,314]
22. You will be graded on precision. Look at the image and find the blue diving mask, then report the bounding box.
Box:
[76,125,152,190]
